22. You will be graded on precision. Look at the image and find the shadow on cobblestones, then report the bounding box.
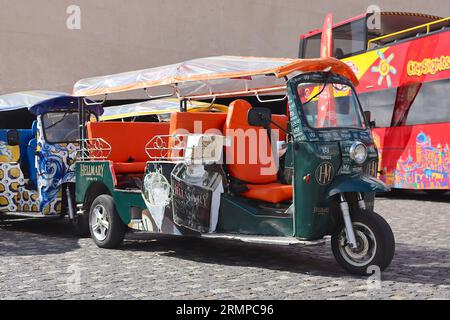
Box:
[123,233,353,276]
[122,233,450,286]
[0,219,80,256]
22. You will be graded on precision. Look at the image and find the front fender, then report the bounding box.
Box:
[326,174,390,198]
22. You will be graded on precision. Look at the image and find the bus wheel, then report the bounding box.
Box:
[331,210,395,276]
[89,195,126,249]
[426,190,448,196]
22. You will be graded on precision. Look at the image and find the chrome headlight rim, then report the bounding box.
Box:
[349,141,368,164]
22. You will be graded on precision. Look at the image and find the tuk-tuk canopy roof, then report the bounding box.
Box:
[100,99,227,121]
[73,56,358,99]
[0,91,103,115]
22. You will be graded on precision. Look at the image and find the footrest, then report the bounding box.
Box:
[201,233,329,246]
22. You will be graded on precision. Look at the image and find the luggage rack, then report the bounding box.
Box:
[144,133,225,164]
[78,138,112,160]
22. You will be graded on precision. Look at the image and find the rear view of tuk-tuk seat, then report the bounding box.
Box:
[0,125,37,187]
[168,112,227,158]
[86,121,170,174]
[169,112,228,135]
[0,127,34,163]
[224,99,292,204]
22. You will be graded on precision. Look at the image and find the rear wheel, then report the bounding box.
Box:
[89,195,126,249]
[331,210,395,276]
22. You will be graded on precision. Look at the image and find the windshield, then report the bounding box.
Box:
[42,112,81,144]
[297,82,366,129]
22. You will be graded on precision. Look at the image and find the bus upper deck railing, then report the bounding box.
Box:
[368,17,450,49]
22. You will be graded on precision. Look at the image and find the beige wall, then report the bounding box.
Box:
[0,0,449,93]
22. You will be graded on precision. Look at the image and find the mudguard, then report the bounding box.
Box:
[326,174,390,198]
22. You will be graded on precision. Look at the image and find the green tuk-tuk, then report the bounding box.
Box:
[73,56,395,275]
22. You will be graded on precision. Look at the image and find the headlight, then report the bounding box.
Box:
[349,142,368,164]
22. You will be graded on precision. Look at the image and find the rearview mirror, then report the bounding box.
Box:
[248,108,272,128]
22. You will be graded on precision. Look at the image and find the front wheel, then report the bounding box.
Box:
[89,195,126,249]
[331,210,395,276]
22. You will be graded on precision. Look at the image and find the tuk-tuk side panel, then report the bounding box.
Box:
[287,86,339,240]
[292,141,342,240]
[0,136,41,214]
[217,195,293,237]
[36,117,77,214]
[75,161,115,204]
[113,191,146,226]
[76,161,146,226]
[0,162,40,213]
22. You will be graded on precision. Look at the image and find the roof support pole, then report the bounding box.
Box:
[180,99,188,112]
[78,97,86,160]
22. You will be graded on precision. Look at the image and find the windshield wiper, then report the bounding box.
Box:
[303,73,331,106]
[45,112,70,130]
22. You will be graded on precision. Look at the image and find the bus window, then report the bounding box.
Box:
[301,17,367,59]
[358,88,396,128]
[333,18,367,58]
[302,34,321,59]
[403,79,450,126]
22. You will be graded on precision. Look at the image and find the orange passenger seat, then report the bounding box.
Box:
[168,112,227,158]
[223,99,292,204]
[86,122,170,174]
[169,112,227,135]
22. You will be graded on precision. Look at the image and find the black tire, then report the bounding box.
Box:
[331,210,395,276]
[89,195,126,249]
[71,213,90,238]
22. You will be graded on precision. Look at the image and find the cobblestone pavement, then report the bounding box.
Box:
[0,191,449,300]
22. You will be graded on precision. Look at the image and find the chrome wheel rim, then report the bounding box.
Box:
[338,222,377,267]
[91,204,109,242]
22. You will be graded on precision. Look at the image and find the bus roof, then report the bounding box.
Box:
[302,12,443,38]
[0,91,103,115]
[73,56,358,99]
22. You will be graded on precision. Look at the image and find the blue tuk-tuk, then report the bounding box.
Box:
[0,91,102,232]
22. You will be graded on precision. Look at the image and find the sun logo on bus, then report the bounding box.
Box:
[371,50,397,87]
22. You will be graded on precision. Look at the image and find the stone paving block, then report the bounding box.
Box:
[1,195,450,299]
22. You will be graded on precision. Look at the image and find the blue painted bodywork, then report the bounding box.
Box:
[0,91,103,215]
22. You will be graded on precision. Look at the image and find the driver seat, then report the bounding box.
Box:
[224,100,292,204]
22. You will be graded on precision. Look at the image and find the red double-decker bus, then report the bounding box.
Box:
[299,12,450,192]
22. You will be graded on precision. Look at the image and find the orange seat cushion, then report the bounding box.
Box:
[242,183,293,204]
